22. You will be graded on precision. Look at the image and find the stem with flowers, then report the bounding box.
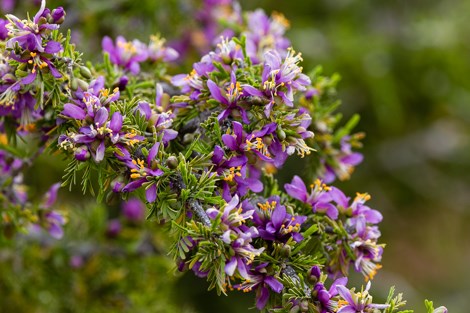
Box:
[0,1,447,312]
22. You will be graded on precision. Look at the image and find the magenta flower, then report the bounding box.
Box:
[208,71,249,123]
[336,281,389,313]
[102,36,148,74]
[122,198,146,222]
[234,263,284,310]
[285,176,339,220]
[252,196,307,243]
[243,49,311,116]
[122,142,163,202]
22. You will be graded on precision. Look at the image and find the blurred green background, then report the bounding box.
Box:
[2,0,469,312]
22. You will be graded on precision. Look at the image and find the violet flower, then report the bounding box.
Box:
[243,49,311,116]
[102,36,148,75]
[285,176,339,220]
[122,198,146,222]
[313,275,348,313]
[252,196,307,243]
[244,9,291,63]
[336,281,389,313]
[234,263,283,310]
[122,142,163,202]
[208,71,249,123]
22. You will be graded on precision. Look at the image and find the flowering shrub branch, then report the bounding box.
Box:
[0,1,447,312]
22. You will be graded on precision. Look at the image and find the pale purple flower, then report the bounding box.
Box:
[285,176,339,220]
[122,198,146,222]
[102,36,148,74]
[336,281,389,313]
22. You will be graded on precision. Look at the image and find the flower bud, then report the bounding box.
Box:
[75,146,90,161]
[51,7,66,24]
[76,78,89,91]
[276,127,286,140]
[299,300,309,312]
[79,66,92,79]
[183,133,194,145]
[307,265,321,284]
[166,156,178,169]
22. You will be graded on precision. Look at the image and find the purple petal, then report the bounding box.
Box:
[95,141,106,162]
[44,40,62,54]
[136,101,152,119]
[256,286,270,310]
[109,112,123,132]
[363,209,383,224]
[245,178,263,193]
[94,107,109,127]
[242,85,264,97]
[207,80,226,104]
[314,202,339,220]
[212,145,224,164]
[336,285,355,306]
[156,83,163,107]
[222,134,238,151]
[271,204,286,229]
[341,152,363,166]
[225,256,237,276]
[329,277,348,296]
[264,276,283,293]
[43,183,61,208]
[284,176,307,202]
[62,103,86,119]
[337,306,356,313]
[21,72,37,85]
[33,0,46,24]
[225,155,247,167]
[102,36,117,63]
[122,178,146,192]
[147,142,160,165]
[145,184,157,203]
[329,187,350,208]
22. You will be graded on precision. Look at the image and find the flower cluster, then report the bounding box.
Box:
[0,1,447,313]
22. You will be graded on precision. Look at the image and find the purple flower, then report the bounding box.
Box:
[44,210,65,239]
[244,9,291,63]
[106,219,122,237]
[208,71,249,123]
[147,35,179,62]
[252,196,307,243]
[336,281,389,313]
[102,36,148,74]
[243,49,311,116]
[234,263,283,310]
[122,142,163,202]
[313,276,348,313]
[206,196,263,279]
[320,136,364,183]
[122,198,146,222]
[285,176,339,220]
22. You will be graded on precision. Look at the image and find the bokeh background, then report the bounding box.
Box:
[1,0,469,312]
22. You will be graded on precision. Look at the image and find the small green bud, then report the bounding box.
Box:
[280,244,291,257]
[76,78,89,91]
[289,306,300,313]
[183,133,194,145]
[70,78,78,91]
[166,156,178,169]
[79,66,92,79]
[276,127,286,140]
